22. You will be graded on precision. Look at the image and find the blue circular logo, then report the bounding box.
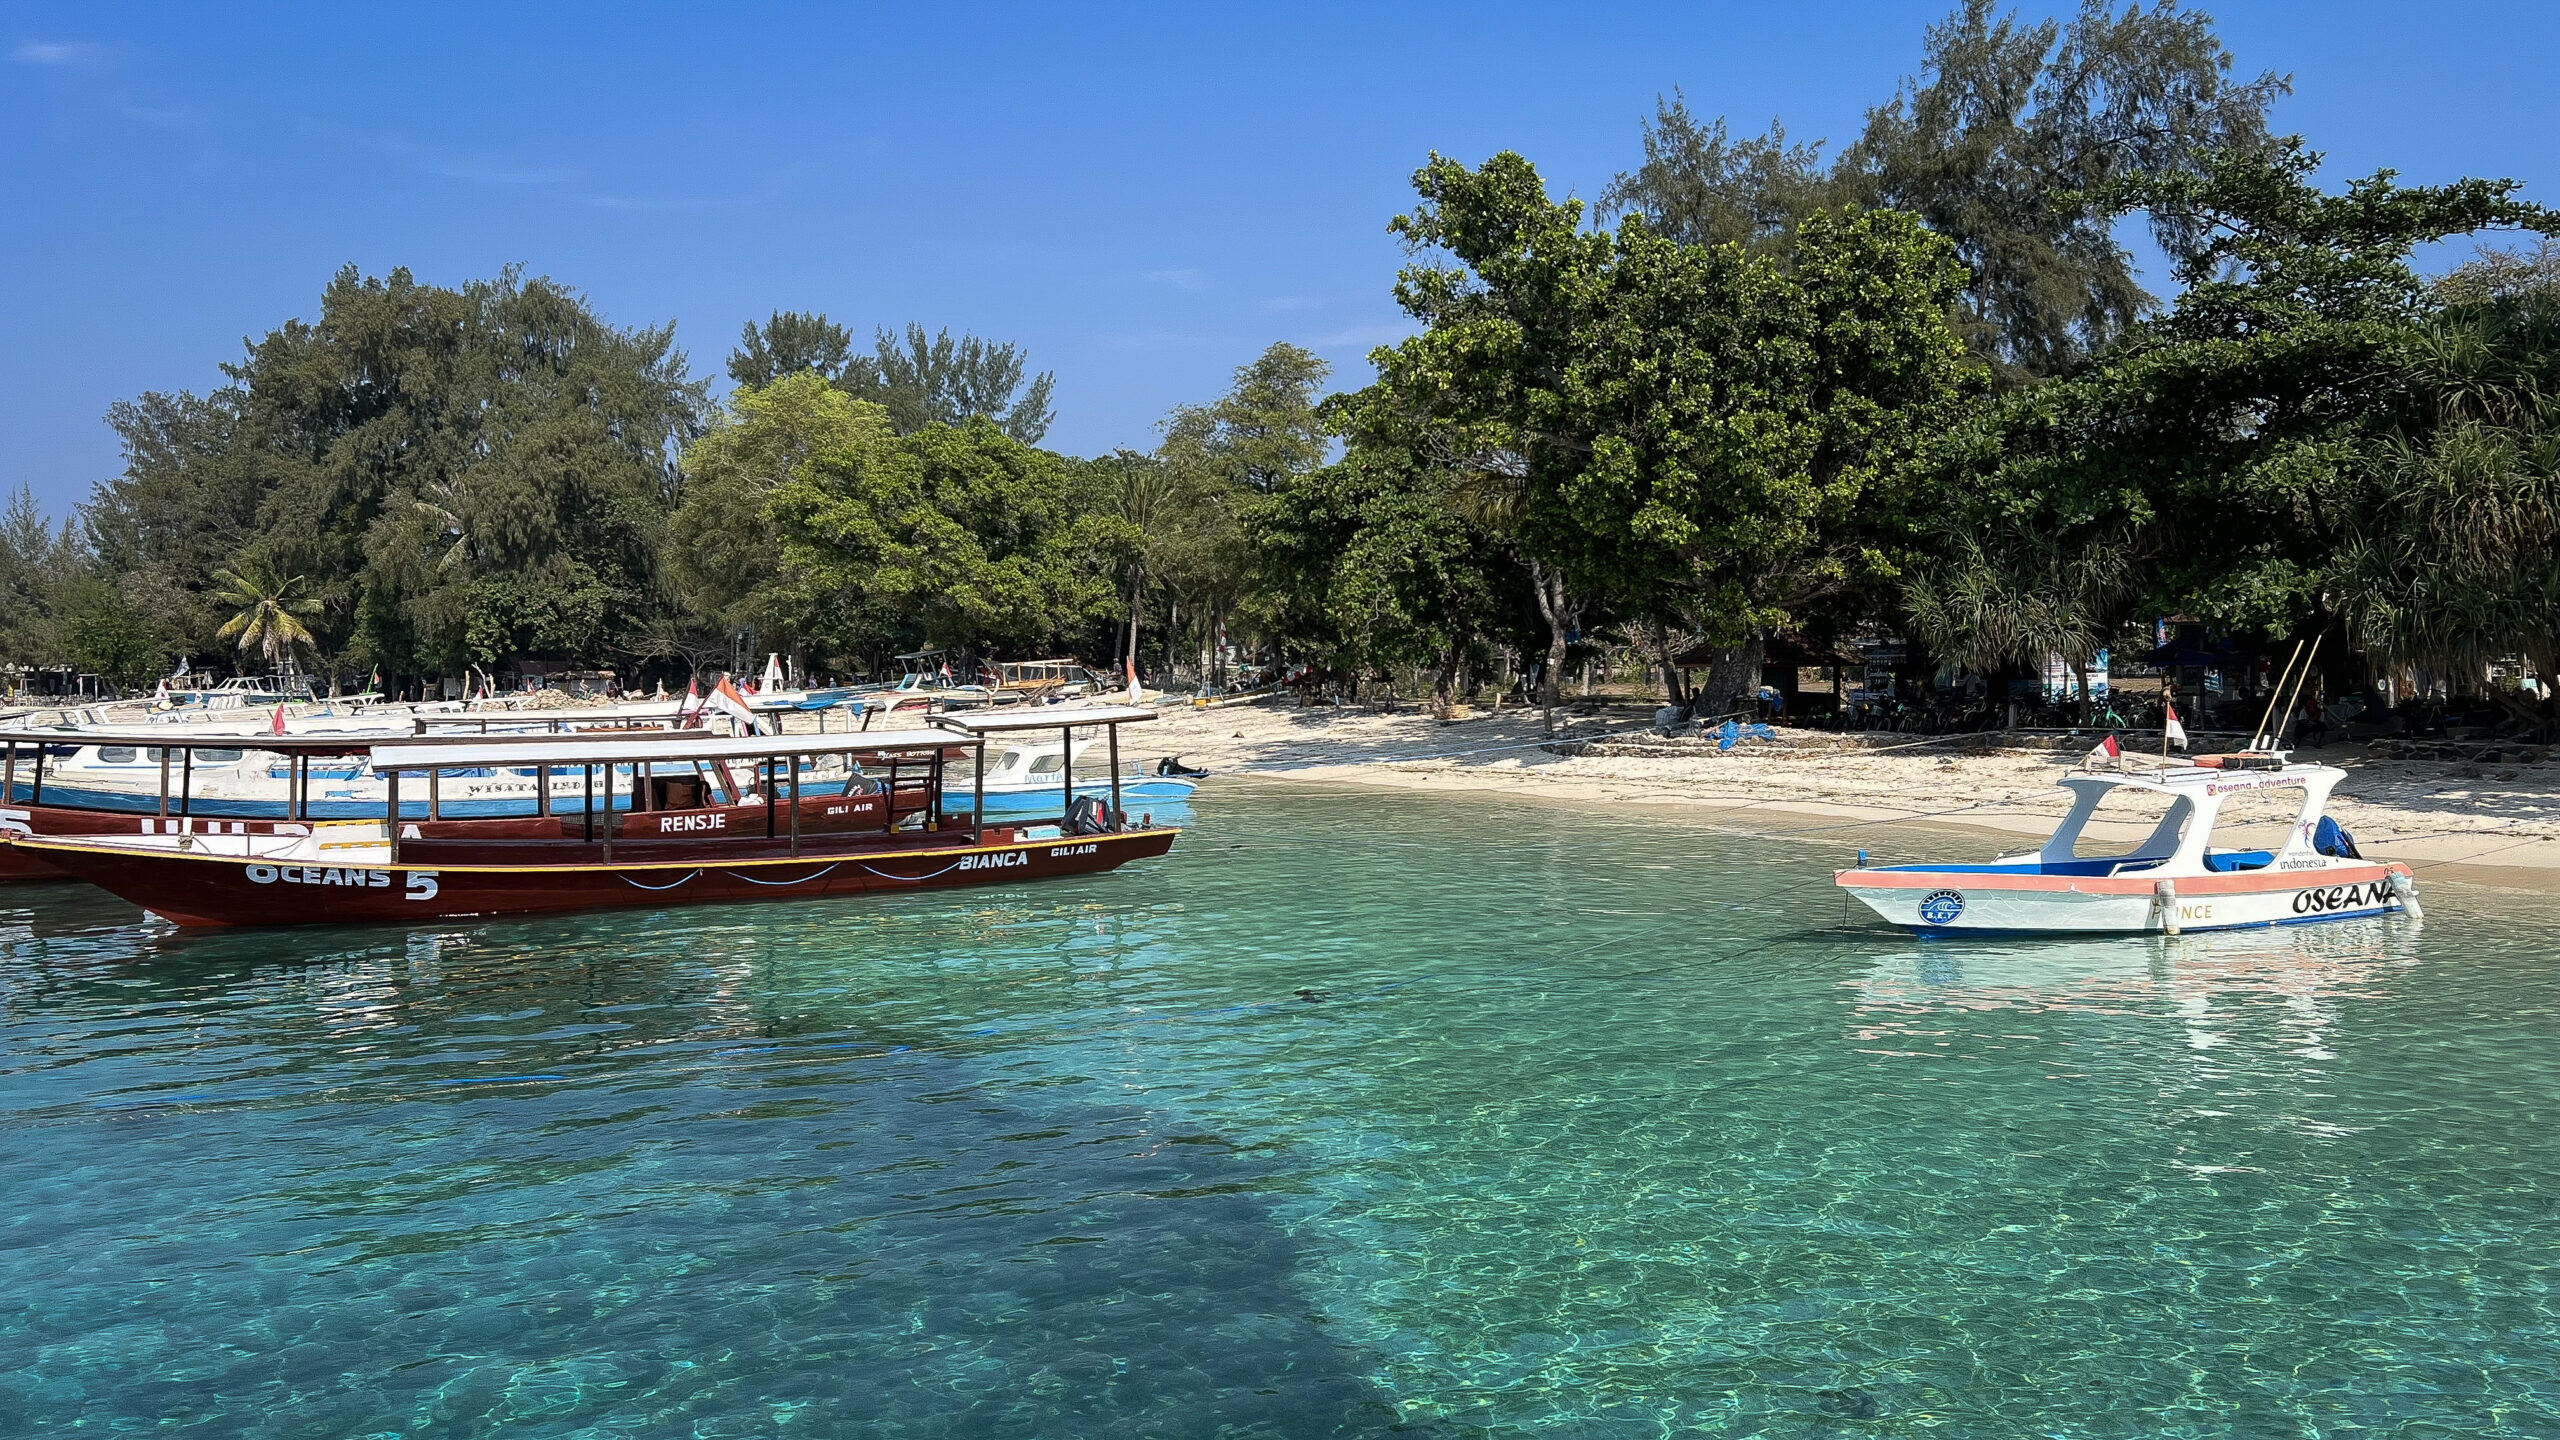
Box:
[1917,889,1967,926]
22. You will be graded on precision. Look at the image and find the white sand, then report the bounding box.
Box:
[1127,695,2560,890]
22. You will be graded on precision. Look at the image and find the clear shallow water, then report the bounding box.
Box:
[3,781,2557,1438]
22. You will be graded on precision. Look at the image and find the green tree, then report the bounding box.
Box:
[1160,343,1332,686]
[1607,0,2287,380]
[846,324,1057,444]
[1918,141,2560,690]
[769,419,1124,661]
[728,310,858,388]
[0,487,75,665]
[664,373,897,674]
[211,559,321,674]
[55,574,167,690]
[1362,152,1978,714]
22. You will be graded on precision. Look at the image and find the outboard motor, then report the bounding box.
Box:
[2313,816,2362,859]
[1065,794,1117,836]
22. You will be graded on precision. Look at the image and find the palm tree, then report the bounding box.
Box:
[212,560,322,677]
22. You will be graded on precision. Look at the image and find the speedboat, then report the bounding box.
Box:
[941,732,1198,816]
[1836,757,2419,935]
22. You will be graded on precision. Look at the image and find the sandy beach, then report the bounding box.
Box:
[1131,694,2560,890]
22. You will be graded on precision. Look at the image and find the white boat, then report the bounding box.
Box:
[153,674,314,711]
[939,733,1198,816]
[1836,757,2420,935]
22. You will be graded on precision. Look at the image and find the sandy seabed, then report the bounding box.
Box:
[1123,694,2560,892]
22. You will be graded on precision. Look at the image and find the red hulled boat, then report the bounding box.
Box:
[8,709,1180,927]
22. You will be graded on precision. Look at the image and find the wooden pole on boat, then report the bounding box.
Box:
[179,746,192,818]
[788,754,801,856]
[1108,722,1122,828]
[30,742,44,806]
[973,740,985,846]
[583,764,594,842]
[428,765,441,821]
[2272,634,2325,751]
[157,746,170,818]
[2252,640,2304,750]
[1060,726,1073,824]
[386,768,400,863]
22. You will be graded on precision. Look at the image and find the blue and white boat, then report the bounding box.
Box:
[934,724,1198,818]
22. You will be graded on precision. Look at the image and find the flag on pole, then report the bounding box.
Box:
[270,703,287,737]
[678,677,705,726]
[706,675,761,736]
[2087,733,2121,768]
[2162,699,2188,751]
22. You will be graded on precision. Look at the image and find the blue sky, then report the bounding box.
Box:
[4,2,2553,515]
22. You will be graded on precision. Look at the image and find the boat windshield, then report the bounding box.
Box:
[2070,786,2186,859]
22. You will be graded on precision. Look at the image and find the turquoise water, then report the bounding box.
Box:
[4,780,2557,1437]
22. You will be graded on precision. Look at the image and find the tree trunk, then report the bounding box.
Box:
[1651,624,1689,708]
[1528,559,1572,736]
[1124,564,1144,693]
[1697,634,1766,722]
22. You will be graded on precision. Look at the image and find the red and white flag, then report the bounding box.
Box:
[2087,733,2121,768]
[678,676,705,726]
[706,675,762,736]
[2162,700,2189,751]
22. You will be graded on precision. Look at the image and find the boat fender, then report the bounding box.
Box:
[2389,870,2424,921]
[2153,878,2181,936]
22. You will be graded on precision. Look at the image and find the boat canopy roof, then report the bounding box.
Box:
[0,726,714,758]
[369,727,969,772]
[2059,760,2343,796]
[929,705,1157,734]
[421,702,684,726]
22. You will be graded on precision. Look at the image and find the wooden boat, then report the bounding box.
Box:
[985,659,1102,704]
[0,726,722,882]
[1835,758,2421,935]
[10,710,1176,927]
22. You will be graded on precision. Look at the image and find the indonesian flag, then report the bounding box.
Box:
[706,675,762,736]
[2163,699,2189,751]
[2087,733,2121,767]
[678,676,705,726]
[271,703,287,736]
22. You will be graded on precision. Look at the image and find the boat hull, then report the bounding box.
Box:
[1839,862,2411,934]
[17,828,1178,928]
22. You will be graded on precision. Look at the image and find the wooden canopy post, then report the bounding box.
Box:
[1108,723,1122,828]
[1060,726,1074,823]
[428,765,441,821]
[28,743,42,806]
[788,753,801,856]
[764,761,777,839]
[3,741,14,804]
[973,740,985,845]
[583,763,594,842]
[930,749,943,830]
[157,747,171,818]
[179,747,192,818]
[387,767,401,863]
